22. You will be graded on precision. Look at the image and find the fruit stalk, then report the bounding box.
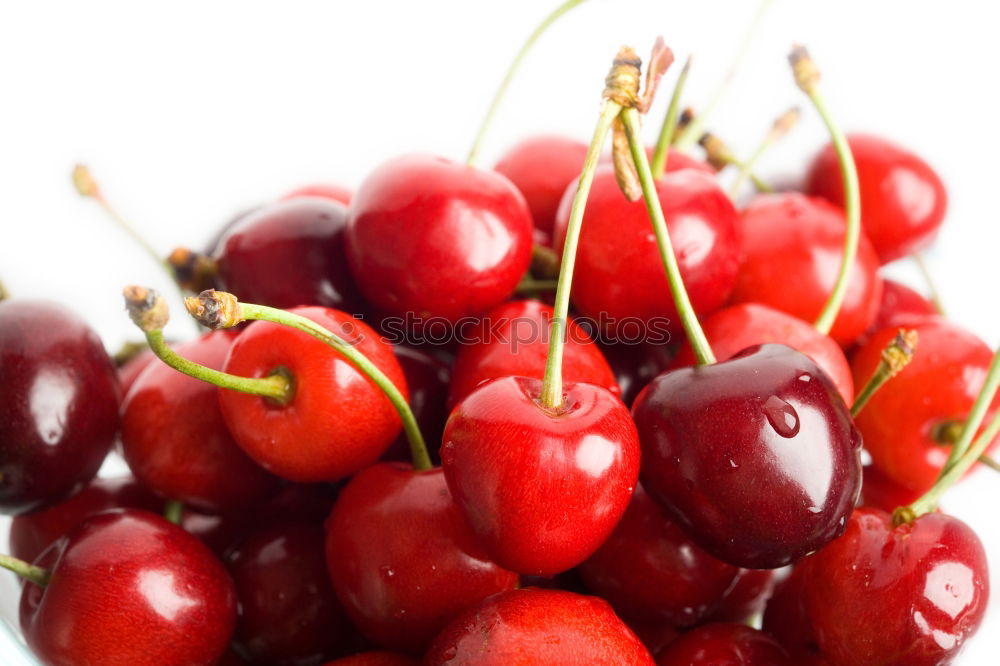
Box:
[163,499,184,525]
[851,329,917,416]
[729,106,800,197]
[650,56,692,179]
[0,554,50,587]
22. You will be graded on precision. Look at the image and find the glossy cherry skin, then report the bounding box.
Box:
[553,165,740,340]
[228,522,355,665]
[324,463,518,654]
[656,623,793,665]
[214,198,362,312]
[20,509,237,666]
[346,154,533,326]
[730,193,883,346]
[219,306,407,482]
[577,483,738,627]
[806,133,947,264]
[859,464,923,514]
[322,653,418,666]
[671,303,855,404]
[447,300,619,408]
[118,346,158,397]
[802,508,989,665]
[633,344,862,569]
[850,278,939,352]
[122,331,281,512]
[380,344,452,464]
[600,342,673,407]
[424,588,655,665]
[0,300,120,515]
[705,568,775,624]
[851,320,1000,493]
[281,183,352,205]
[442,377,640,575]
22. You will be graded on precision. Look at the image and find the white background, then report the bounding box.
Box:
[1,1,999,663]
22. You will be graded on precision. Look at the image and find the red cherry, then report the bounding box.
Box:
[851,320,1000,493]
[729,193,883,346]
[859,464,923,514]
[281,183,352,205]
[380,344,452,464]
[0,300,120,515]
[671,303,855,404]
[806,133,947,264]
[322,653,418,666]
[655,623,793,665]
[324,463,517,654]
[632,344,862,568]
[553,165,740,340]
[577,483,738,627]
[705,567,776,624]
[442,377,640,574]
[761,566,824,663]
[345,154,533,326]
[219,306,407,482]
[118,346,158,396]
[600,341,673,407]
[20,509,236,665]
[447,300,619,408]
[121,330,281,512]
[849,278,940,353]
[424,588,655,665]
[802,508,988,665]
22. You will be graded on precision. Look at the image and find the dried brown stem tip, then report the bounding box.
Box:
[881,329,918,376]
[770,106,801,141]
[168,247,219,293]
[72,164,100,198]
[699,132,733,171]
[788,44,820,94]
[604,45,643,108]
[185,289,242,329]
[123,286,169,332]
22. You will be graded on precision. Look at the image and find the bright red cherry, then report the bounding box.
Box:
[442,377,640,574]
[122,330,281,512]
[851,320,1000,493]
[632,344,862,568]
[806,133,947,264]
[447,300,618,408]
[850,278,940,353]
[655,623,793,665]
[802,508,989,665]
[0,300,120,515]
[345,154,533,326]
[553,165,740,340]
[729,193,883,346]
[281,183,352,205]
[424,588,655,665]
[20,509,236,666]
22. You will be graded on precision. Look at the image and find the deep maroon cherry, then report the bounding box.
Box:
[20,508,236,666]
[380,344,452,464]
[599,341,673,407]
[0,300,120,515]
[632,344,862,568]
[655,623,793,665]
[704,567,775,624]
[761,565,825,664]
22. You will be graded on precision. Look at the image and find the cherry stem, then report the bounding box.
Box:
[0,279,8,302]
[465,0,588,166]
[163,499,184,525]
[531,244,561,280]
[728,107,800,197]
[650,56,692,179]
[851,329,917,417]
[539,99,622,409]
[515,276,559,295]
[0,554,50,588]
[620,107,716,365]
[912,252,948,316]
[789,47,861,335]
[701,133,773,192]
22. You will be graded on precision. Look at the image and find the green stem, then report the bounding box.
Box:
[851,330,917,417]
[163,499,184,525]
[941,349,1000,471]
[0,554,50,587]
[539,100,621,408]
[650,56,691,179]
[912,252,947,316]
[620,107,716,365]
[465,0,588,166]
[515,276,559,295]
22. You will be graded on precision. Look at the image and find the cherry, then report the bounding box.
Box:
[632,343,862,568]
[280,183,352,205]
[801,508,988,665]
[761,565,824,664]
[859,464,923,514]
[806,133,947,264]
[18,508,236,665]
[345,154,533,327]
[324,463,518,654]
[0,300,120,515]
[118,346,158,396]
[423,588,655,665]
[655,623,793,665]
[322,653,418,666]
[729,193,883,346]
[577,483,739,628]
[121,330,281,512]
[447,299,619,408]
[600,341,673,407]
[704,567,775,624]
[853,278,939,351]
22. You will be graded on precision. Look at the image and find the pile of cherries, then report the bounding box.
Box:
[2,8,998,666]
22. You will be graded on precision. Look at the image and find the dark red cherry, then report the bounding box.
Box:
[705,568,775,624]
[600,341,673,407]
[859,465,923,513]
[380,344,452,464]
[802,508,988,665]
[761,566,824,664]
[424,588,655,665]
[213,198,361,312]
[345,154,533,326]
[553,165,740,340]
[20,509,236,666]
[324,463,518,654]
[281,183,352,205]
[0,300,120,515]
[447,300,618,408]
[806,133,947,264]
[118,346,158,397]
[632,344,862,568]
[850,278,940,353]
[656,623,793,665]
[121,330,281,512]
[322,653,418,666]
[729,193,883,346]
[577,483,739,627]
[442,377,640,575]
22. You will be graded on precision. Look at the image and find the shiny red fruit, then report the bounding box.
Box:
[281,183,352,205]
[600,341,673,407]
[705,568,775,624]
[20,509,236,666]
[656,623,793,665]
[424,588,655,665]
[761,566,824,663]
[346,154,533,326]
[806,133,947,264]
[859,465,923,514]
[851,278,939,351]
[442,377,640,575]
